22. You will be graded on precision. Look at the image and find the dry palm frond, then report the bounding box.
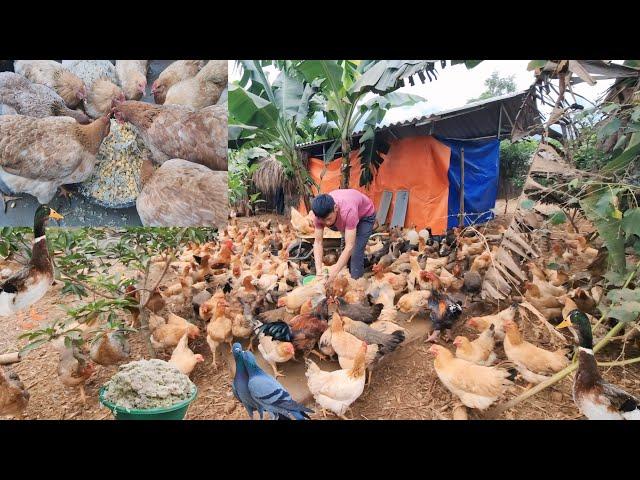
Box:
[252,156,297,197]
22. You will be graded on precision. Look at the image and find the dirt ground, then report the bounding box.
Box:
[2,205,639,420]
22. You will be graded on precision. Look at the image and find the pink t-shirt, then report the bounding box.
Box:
[314,189,375,232]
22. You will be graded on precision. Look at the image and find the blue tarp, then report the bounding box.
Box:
[437,137,500,229]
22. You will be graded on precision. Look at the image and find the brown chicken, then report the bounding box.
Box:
[453,325,497,366]
[113,101,226,171]
[0,366,29,416]
[329,313,381,384]
[429,344,513,410]
[0,72,90,123]
[288,312,329,359]
[14,60,87,108]
[503,318,569,384]
[145,286,166,314]
[206,298,234,369]
[396,290,431,322]
[164,60,227,109]
[56,342,96,405]
[115,60,148,101]
[467,304,518,341]
[89,331,130,366]
[168,333,204,376]
[0,114,111,203]
[124,285,140,327]
[136,158,228,227]
[150,313,200,350]
[151,60,206,104]
[199,289,226,322]
[211,240,235,269]
[524,283,563,320]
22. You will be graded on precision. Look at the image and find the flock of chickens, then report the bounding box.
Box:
[2,204,606,420]
[0,60,228,226]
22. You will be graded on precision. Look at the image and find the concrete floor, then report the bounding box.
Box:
[1,60,227,227]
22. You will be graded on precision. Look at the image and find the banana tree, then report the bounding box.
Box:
[229,60,321,211]
[293,60,482,188]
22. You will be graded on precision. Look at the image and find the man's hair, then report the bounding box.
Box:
[312,194,335,219]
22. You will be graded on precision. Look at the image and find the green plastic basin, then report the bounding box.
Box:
[302,275,316,285]
[99,385,197,420]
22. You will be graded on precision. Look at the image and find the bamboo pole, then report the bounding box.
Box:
[458,147,465,228]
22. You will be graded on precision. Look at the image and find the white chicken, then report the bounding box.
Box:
[305,341,367,419]
[257,333,295,378]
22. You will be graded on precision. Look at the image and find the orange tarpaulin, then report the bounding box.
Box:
[301,135,451,235]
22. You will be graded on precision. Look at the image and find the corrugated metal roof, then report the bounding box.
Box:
[297,89,540,153]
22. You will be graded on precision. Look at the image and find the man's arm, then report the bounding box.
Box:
[328,228,356,280]
[313,227,325,275]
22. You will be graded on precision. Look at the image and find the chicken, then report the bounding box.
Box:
[0,366,29,416]
[289,314,329,358]
[151,60,206,105]
[62,60,119,86]
[453,325,497,366]
[150,313,200,351]
[424,290,464,343]
[145,287,166,314]
[123,285,140,327]
[277,281,325,314]
[136,158,228,227]
[503,319,569,384]
[62,61,125,118]
[164,60,227,109]
[318,327,335,359]
[14,60,86,108]
[115,60,148,100]
[305,341,367,419]
[89,331,130,366]
[205,299,233,369]
[325,296,383,324]
[199,288,226,322]
[290,207,315,235]
[232,302,258,339]
[0,72,90,123]
[0,114,111,203]
[341,315,405,354]
[396,290,431,322]
[56,342,96,405]
[112,101,226,171]
[329,313,380,373]
[85,79,125,118]
[467,304,518,341]
[168,333,204,376]
[524,282,563,320]
[257,333,295,378]
[429,344,513,410]
[211,239,235,269]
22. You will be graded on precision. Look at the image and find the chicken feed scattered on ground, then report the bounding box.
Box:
[78,119,153,208]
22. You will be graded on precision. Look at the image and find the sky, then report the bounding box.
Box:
[229,60,621,129]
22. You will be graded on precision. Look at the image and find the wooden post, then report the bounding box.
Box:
[459,147,465,228]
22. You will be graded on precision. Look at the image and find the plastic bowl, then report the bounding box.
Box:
[302,275,316,285]
[98,385,197,420]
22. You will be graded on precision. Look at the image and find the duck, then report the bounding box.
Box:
[0,205,62,317]
[557,310,640,420]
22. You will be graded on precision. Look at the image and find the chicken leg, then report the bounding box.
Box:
[310,349,328,361]
[425,329,441,343]
[268,361,285,378]
[206,338,219,370]
[79,384,87,406]
[443,329,453,342]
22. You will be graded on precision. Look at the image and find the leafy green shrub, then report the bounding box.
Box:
[499,139,538,189]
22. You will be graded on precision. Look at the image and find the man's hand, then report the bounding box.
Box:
[324,267,337,290]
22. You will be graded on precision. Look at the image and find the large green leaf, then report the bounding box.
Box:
[272,72,310,122]
[296,60,345,99]
[602,142,640,172]
[350,60,440,96]
[597,117,621,140]
[237,60,276,103]
[608,302,640,322]
[621,208,640,240]
[581,189,626,274]
[228,83,279,131]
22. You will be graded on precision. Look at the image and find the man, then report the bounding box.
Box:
[311,189,376,285]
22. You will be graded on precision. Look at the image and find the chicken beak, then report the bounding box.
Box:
[556,319,572,330]
[48,209,64,220]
